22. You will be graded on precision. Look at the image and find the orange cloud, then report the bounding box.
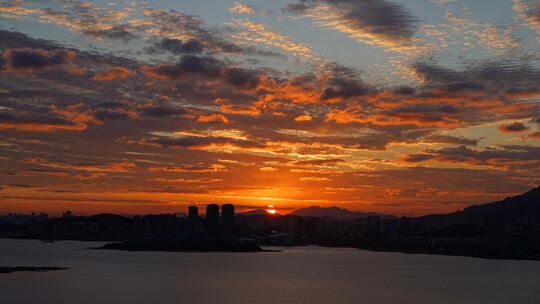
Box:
[523,132,540,140]
[74,173,107,180]
[325,106,463,127]
[259,167,278,171]
[153,178,223,183]
[294,114,313,122]
[91,67,132,80]
[299,176,331,181]
[219,104,260,116]
[197,114,230,123]
[149,164,227,173]
[0,121,86,132]
[20,158,137,173]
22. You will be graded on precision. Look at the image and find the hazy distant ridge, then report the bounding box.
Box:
[289,206,393,220]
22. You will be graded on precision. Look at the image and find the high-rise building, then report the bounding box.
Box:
[206,204,219,235]
[188,206,199,233]
[188,206,198,221]
[221,204,235,235]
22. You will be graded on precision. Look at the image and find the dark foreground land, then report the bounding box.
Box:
[2,186,539,260]
[96,239,265,252]
[0,267,68,274]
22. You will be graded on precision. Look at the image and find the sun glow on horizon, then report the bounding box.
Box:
[266,204,277,215]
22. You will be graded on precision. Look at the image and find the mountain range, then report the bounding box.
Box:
[414,186,540,227]
[288,206,393,220]
[284,186,540,223]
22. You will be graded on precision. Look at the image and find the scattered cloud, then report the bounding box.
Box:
[283,0,421,52]
[498,122,530,133]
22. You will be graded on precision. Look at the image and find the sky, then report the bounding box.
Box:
[0,0,539,216]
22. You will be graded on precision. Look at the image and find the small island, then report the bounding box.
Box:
[0,267,68,274]
[96,239,265,252]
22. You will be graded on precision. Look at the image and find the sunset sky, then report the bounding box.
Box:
[1,0,539,216]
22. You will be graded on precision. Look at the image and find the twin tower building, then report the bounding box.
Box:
[188,204,235,235]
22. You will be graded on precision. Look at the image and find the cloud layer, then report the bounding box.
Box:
[0,0,539,216]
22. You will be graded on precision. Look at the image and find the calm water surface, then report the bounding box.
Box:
[1,239,539,304]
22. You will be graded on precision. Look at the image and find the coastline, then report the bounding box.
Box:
[1,237,538,260]
[94,239,272,253]
[355,245,540,261]
[0,267,68,274]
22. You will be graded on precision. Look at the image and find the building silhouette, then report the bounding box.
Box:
[188,206,198,221]
[188,206,199,233]
[221,204,235,235]
[206,204,220,235]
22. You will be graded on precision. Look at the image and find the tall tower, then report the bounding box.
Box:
[188,206,198,221]
[221,204,235,235]
[188,206,199,233]
[206,204,219,235]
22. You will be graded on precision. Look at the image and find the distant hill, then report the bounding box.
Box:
[238,209,269,216]
[289,206,393,220]
[414,186,540,228]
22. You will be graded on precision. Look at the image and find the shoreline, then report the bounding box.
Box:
[354,246,540,261]
[94,240,270,253]
[2,237,539,261]
[0,267,69,274]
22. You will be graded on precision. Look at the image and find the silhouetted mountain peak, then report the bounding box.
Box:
[415,186,540,228]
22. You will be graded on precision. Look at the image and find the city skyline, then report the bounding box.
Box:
[0,0,539,216]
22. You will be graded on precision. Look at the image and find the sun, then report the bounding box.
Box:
[266,204,277,215]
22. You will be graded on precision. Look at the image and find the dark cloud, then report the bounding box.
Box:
[83,25,138,42]
[2,48,76,72]
[401,153,436,163]
[321,77,367,101]
[8,184,36,188]
[442,82,486,93]
[282,2,314,13]
[144,9,279,57]
[144,136,265,150]
[143,55,223,80]
[155,38,204,54]
[94,101,128,109]
[401,145,540,170]
[292,158,347,166]
[93,109,135,121]
[393,87,415,95]
[224,68,261,89]
[0,30,58,50]
[0,110,83,131]
[140,105,189,117]
[17,168,71,176]
[0,112,15,121]
[143,55,263,90]
[394,104,460,114]
[284,0,420,45]
[423,135,478,146]
[498,122,530,133]
[412,61,540,89]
